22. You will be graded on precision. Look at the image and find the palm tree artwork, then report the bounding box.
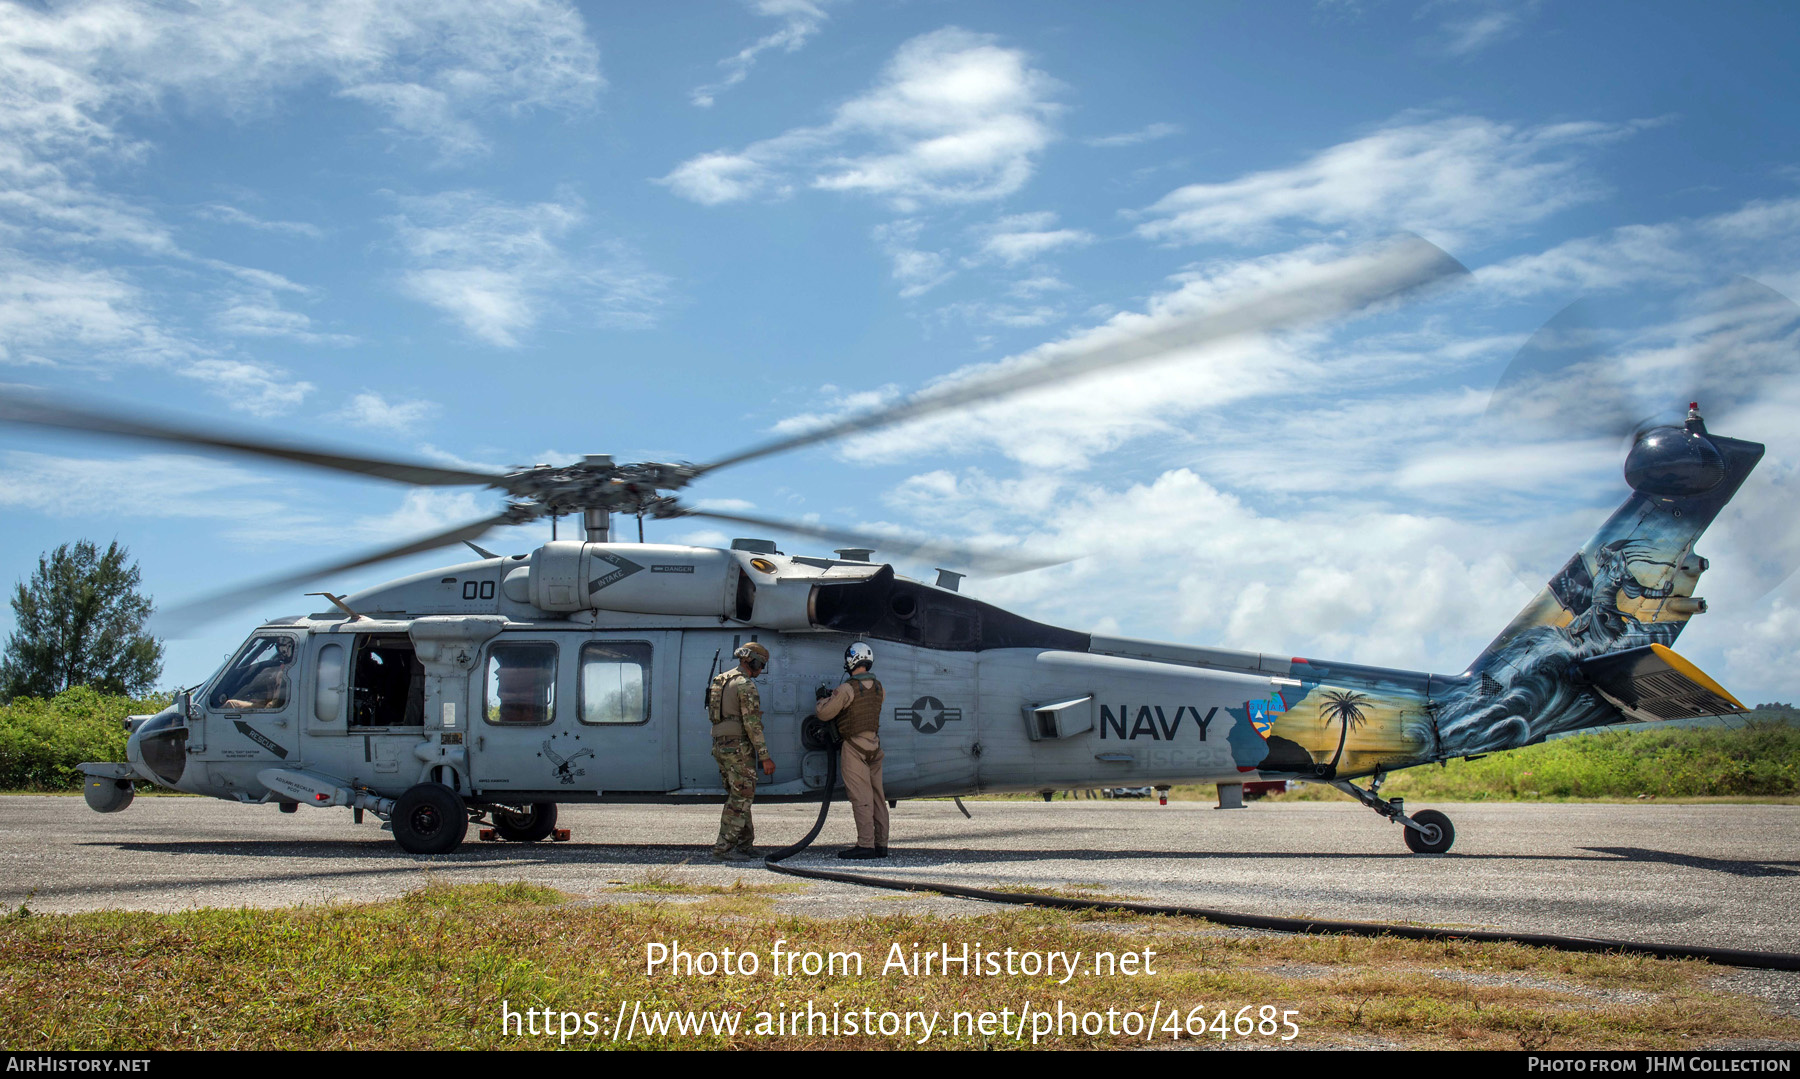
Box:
[1317,689,1370,773]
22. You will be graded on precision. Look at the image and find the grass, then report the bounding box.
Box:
[606,868,809,916]
[1,882,1795,1051]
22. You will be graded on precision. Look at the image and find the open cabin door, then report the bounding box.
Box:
[463,629,682,796]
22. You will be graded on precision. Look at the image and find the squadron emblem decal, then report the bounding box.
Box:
[539,731,595,784]
[896,696,962,734]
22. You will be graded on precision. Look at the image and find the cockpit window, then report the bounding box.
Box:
[208,635,297,711]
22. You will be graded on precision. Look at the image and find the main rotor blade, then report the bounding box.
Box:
[0,394,507,488]
[152,512,520,635]
[678,508,1069,577]
[698,235,1467,475]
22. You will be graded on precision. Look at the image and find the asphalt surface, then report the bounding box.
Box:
[8,794,1799,957]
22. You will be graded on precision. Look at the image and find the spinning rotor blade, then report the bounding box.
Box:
[698,235,1467,475]
[153,511,522,634]
[1483,277,1800,598]
[0,395,507,488]
[677,508,1068,577]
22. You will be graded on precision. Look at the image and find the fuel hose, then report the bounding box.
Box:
[765,741,1800,972]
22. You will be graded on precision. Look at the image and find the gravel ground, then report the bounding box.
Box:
[10,795,1798,949]
[9,794,1799,1046]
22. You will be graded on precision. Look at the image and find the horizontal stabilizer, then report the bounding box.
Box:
[1573,643,1747,722]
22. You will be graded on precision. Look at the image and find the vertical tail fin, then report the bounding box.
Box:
[1472,431,1763,672]
[1435,427,1763,754]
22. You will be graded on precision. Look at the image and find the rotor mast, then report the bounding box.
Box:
[582,455,613,542]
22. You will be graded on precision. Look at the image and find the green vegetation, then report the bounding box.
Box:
[1116,720,1800,805]
[1355,719,1799,802]
[0,686,166,790]
[1,540,162,701]
[2,882,1793,1050]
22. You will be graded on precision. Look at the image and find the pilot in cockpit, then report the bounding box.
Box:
[220,636,296,710]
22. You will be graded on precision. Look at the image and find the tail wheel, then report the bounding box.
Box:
[1403,808,1455,854]
[492,802,558,843]
[392,783,469,855]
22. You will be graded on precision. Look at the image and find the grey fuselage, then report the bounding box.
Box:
[119,542,1462,808]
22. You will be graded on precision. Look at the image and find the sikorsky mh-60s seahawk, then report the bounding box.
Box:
[2,238,1768,855]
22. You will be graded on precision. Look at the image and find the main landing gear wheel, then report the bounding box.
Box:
[492,803,558,843]
[1403,809,1455,854]
[393,782,469,854]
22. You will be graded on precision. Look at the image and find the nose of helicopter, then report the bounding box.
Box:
[126,706,188,788]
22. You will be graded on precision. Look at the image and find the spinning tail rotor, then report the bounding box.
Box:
[1483,276,1800,601]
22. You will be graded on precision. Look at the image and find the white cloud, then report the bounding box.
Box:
[0,252,187,365]
[194,204,324,239]
[0,451,282,520]
[691,0,835,108]
[970,211,1094,266]
[1134,114,1652,248]
[210,289,355,346]
[330,392,439,434]
[1008,275,1070,298]
[871,219,954,297]
[0,0,607,398]
[1084,122,1181,148]
[388,190,671,346]
[930,300,1066,329]
[953,467,1536,671]
[662,27,1062,211]
[1474,196,1800,300]
[1422,0,1540,57]
[179,358,315,418]
[0,0,602,168]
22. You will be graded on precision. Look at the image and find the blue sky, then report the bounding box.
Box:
[2,0,1798,701]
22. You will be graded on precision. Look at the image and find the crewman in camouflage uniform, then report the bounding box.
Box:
[709,641,775,861]
[815,641,887,859]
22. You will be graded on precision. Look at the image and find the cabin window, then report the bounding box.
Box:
[486,642,558,725]
[350,635,424,727]
[208,635,296,712]
[579,641,651,725]
[314,643,345,723]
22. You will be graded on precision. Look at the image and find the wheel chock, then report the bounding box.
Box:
[552,828,571,842]
[479,828,498,842]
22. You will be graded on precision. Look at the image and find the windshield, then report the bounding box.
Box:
[208,634,297,711]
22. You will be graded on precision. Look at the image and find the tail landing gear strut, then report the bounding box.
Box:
[1332,772,1455,854]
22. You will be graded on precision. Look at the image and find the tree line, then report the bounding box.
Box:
[0,540,161,702]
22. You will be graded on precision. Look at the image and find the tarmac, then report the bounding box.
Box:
[7,794,1797,954]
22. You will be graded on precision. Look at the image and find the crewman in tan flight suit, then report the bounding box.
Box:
[708,641,775,861]
[815,641,887,859]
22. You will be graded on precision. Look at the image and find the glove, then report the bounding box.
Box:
[815,685,832,701]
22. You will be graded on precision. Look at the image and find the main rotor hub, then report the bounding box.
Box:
[500,457,700,517]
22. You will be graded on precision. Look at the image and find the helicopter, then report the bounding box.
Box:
[1,236,1766,856]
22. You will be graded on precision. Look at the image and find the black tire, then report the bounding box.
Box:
[392,783,469,854]
[1403,808,1454,854]
[491,802,558,843]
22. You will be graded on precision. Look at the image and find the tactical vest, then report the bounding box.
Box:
[708,670,748,738]
[835,675,883,739]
